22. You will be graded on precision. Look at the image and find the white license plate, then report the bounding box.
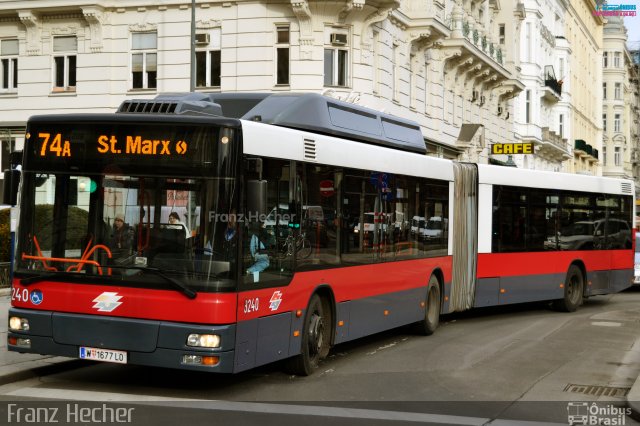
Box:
[79,346,127,364]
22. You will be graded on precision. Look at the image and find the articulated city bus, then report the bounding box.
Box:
[6,93,634,375]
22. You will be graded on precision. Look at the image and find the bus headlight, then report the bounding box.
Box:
[186,334,220,348]
[9,316,29,331]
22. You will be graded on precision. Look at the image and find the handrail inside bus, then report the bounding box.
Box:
[24,235,113,276]
[31,235,57,272]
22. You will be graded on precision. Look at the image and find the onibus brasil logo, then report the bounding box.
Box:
[567,402,631,425]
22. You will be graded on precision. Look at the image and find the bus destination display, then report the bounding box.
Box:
[36,132,189,158]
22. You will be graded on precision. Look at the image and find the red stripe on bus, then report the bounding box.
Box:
[477,250,632,278]
[10,280,238,324]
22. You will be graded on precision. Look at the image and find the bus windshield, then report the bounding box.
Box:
[15,118,241,293]
[16,173,239,293]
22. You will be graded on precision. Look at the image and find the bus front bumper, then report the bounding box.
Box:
[7,308,236,373]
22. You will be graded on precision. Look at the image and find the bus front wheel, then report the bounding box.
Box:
[285,294,331,376]
[414,275,441,335]
[553,265,584,312]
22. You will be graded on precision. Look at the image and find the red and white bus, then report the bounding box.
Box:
[6,93,634,375]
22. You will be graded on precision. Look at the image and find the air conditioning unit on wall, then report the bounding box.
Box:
[330,33,348,45]
[195,33,210,45]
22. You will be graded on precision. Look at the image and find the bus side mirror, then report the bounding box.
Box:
[3,169,20,206]
[247,179,267,219]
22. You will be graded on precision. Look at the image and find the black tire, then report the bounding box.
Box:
[553,264,584,312]
[284,294,331,376]
[414,275,441,335]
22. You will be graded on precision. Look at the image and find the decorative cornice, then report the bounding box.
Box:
[196,19,221,29]
[290,0,313,59]
[361,7,395,52]
[83,6,105,52]
[406,30,432,62]
[18,10,40,55]
[41,13,84,21]
[338,0,366,23]
[129,23,157,32]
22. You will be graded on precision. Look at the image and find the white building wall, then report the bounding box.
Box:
[0,0,526,172]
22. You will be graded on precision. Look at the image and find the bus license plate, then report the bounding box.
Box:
[79,346,127,364]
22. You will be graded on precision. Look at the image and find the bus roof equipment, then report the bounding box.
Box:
[117,92,427,154]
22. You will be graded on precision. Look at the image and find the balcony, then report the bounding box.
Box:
[574,139,598,162]
[542,65,562,103]
[538,127,570,160]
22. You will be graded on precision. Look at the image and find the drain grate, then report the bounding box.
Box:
[563,383,630,397]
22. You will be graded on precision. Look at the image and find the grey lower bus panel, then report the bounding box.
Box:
[7,307,237,373]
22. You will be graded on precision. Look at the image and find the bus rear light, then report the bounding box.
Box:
[186,334,220,348]
[9,316,29,332]
[8,336,31,348]
[181,355,219,366]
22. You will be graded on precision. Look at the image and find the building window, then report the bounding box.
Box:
[131,32,157,90]
[603,113,607,132]
[603,52,608,68]
[614,52,621,68]
[275,26,289,85]
[603,146,607,165]
[373,31,380,93]
[53,36,77,91]
[499,24,505,44]
[559,114,564,137]
[614,146,621,166]
[614,82,621,100]
[525,23,531,62]
[195,29,221,88]
[0,39,18,92]
[614,113,621,132]
[559,58,564,81]
[324,48,348,87]
[603,82,607,100]
[525,90,531,123]
[392,44,399,101]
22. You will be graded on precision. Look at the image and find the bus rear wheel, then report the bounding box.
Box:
[284,294,331,376]
[414,275,441,335]
[553,265,584,312]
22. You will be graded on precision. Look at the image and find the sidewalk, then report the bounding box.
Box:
[629,377,640,420]
[0,288,71,386]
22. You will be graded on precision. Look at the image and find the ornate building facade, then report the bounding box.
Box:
[601,16,633,180]
[565,0,603,175]
[0,0,524,172]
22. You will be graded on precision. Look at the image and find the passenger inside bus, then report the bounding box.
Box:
[168,212,190,239]
[246,222,269,277]
[109,214,133,263]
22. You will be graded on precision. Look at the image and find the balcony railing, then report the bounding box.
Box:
[544,77,562,96]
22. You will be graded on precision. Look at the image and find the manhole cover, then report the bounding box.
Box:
[563,384,630,397]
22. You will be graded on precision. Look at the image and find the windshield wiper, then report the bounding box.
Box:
[19,271,87,286]
[109,266,197,299]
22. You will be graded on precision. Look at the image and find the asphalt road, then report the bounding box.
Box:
[2,288,640,425]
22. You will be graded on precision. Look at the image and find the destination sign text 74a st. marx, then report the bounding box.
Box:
[97,135,188,156]
[36,132,188,158]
